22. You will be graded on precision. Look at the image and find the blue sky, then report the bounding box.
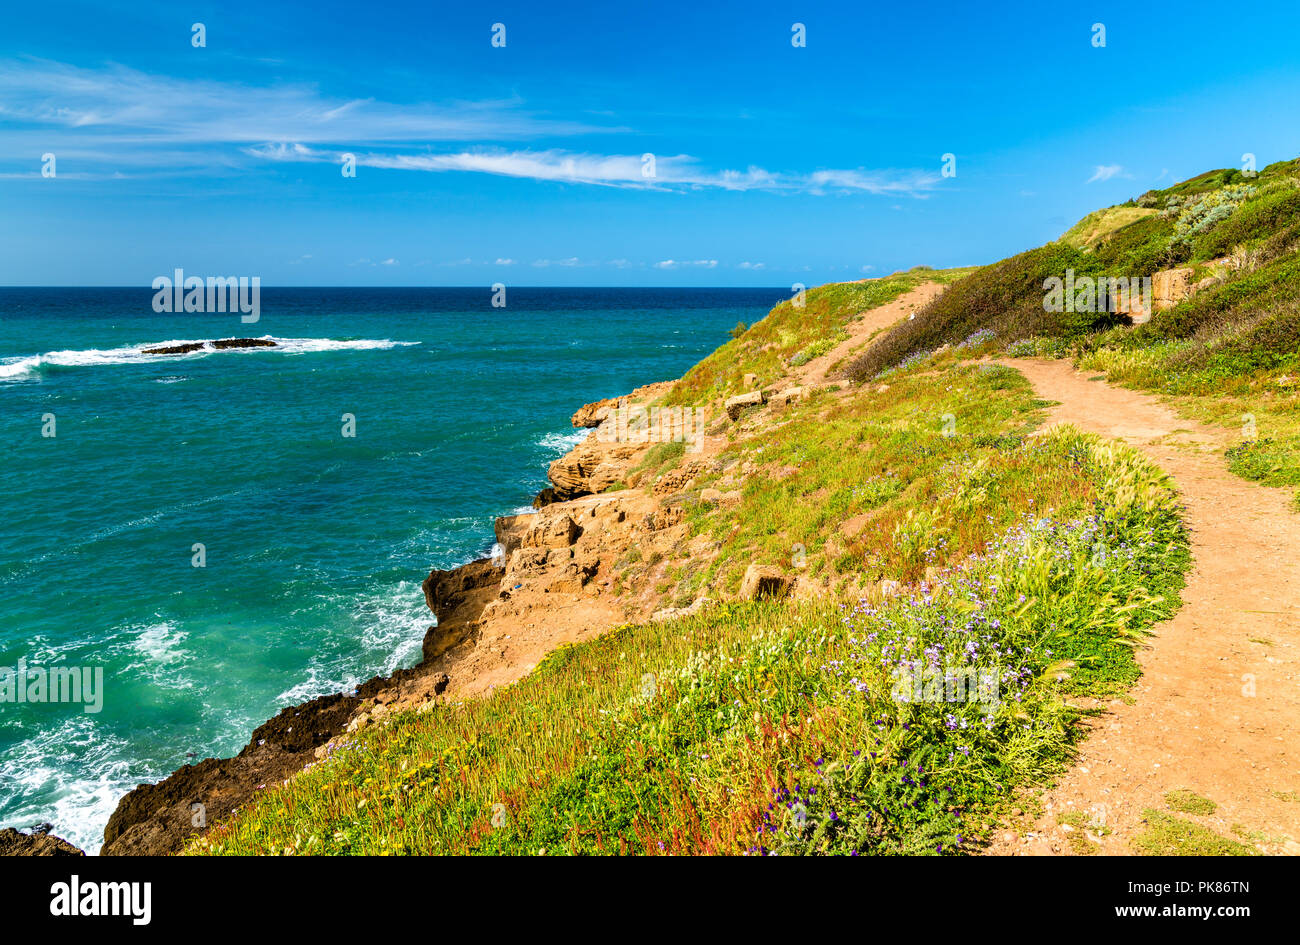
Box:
[3,0,1299,286]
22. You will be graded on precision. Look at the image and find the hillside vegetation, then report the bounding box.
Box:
[185,158,1300,856]
[849,158,1300,506]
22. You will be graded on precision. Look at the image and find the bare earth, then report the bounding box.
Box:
[986,358,1300,855]
[798,281,946,388]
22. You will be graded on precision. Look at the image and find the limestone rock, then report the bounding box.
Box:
[652,597,714,622]
[725,390,765,420]
[772,387,805,407]
[547,437,641,500]
[495,513,534,554]
[521,514,582,549]
[646,506,685,530]
[1153,267,1194,311]
[571,396,619,428]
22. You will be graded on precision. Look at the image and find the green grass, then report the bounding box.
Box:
[1164,788,1217,816]
[845,156,1300,503]
[1133,810,1257,856]
[188,355,1189,855]
[663,266,973,407]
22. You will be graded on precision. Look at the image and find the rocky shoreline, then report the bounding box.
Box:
[15,377,754,855]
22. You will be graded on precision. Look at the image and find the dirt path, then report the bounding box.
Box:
[797,282,945,387]
[986,358,1300,855]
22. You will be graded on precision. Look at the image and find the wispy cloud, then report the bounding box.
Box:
[0,59,946,198]
[1086,164,1131,183]
[654,259,718,269]
[0,58,600,146]
[250,143,940,196]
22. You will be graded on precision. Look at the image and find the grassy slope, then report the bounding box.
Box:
[662,266,974,407]
[850,157,1300,507]
[191,344,1188,855]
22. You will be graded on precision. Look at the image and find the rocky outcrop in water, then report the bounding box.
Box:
[141,338,277,356]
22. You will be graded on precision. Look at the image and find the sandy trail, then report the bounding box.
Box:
[797,282,946,387]
[987,358,1300,855]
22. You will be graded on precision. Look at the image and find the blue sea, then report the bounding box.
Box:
[0,286,780,851]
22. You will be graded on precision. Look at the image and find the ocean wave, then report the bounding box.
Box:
[0,715,146,855]
[0,336,420,383]
[274,581,427,706]
[537,428,588,455]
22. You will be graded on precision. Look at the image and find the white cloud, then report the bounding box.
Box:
[0,59,947,199]
[737,261,766,270]
[250,143,942,197]
[1086,164,1130,183]
[0,59,600,148]
[654,259,718,269]
[380,258,398,266]
[494,258,515,265]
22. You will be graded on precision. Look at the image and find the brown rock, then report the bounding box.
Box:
[547,437,641,500]
[1153,267,1194,311]
[725,390,765,420]
[571,396,620,428]
[521,514,582,549]
[646,506,685,530]
[0,827,83,856]
[495,514,533,554]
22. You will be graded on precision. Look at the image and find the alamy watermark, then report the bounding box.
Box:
[1,658,104,714]
[594,404,707,453]
[890,663,1001,711]
[151,269,261,323]
[1043,269,1151,316]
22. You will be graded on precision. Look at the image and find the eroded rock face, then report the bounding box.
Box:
[421,558,505,661]
[521,514,582,549]
[1153,267,1194,311]
[495,514,533,554]
[0,827,83,856]
[571,396,619,428]
[547,438,641,500]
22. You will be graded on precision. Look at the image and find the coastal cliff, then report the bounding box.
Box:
[88,378,740,855]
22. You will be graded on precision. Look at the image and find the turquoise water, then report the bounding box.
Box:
[0,287,780,851]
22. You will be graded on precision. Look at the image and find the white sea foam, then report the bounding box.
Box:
[0,714,146,855]
[0,337,419,383]
[537,428,588,455]
[274,581,427,706]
